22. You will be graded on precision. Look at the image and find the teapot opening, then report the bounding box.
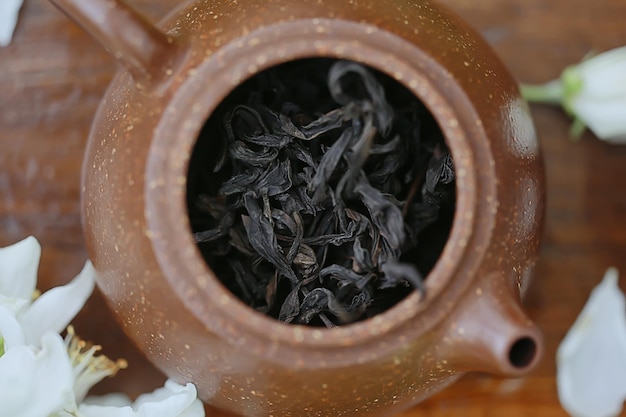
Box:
[508,336,538,369]
[185,57,456,328]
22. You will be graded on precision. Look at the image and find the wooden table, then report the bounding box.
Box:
[2,0,625,415]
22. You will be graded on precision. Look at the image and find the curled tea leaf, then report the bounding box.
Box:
[242,193,298,284]
[278,286,301,323]
[328,60,394,135]
[379,260,425,297]
[296,288,335,324]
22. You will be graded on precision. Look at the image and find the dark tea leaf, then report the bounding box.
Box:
[296,288,334,324]
[279,286,301,323]
[379,260,425,297]
[328,61,394,134]
[354,174,406,250]
[242,193,298,284]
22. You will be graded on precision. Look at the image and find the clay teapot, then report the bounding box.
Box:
[50,0,545,415]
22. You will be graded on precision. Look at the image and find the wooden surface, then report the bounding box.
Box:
[2,0,626,415]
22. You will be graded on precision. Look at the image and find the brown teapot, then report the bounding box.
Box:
[50,0,545,416]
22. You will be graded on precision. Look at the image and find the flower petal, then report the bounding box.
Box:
[176,396,205,417]
[0,293,29,316]
[557,268,626,417]
[577,47,626,99]
[0,0,23,47]
[135,380,204,417]
[570,96,626,142]
[0,304,25,350]
[0,236,40,300]
[19,261,96,345]
[0,332,75,417]
[78,381,205,417]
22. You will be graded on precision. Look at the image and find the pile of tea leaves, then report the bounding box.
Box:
[187,59,455,327]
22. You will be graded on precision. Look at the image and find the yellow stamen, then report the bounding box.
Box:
[65,325,128,402]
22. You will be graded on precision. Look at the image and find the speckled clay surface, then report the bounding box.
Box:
[50,0,545,416]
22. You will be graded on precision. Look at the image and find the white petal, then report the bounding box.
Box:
[0,236,40,300]
[135,380,204,417]
[0,0,23,47]
[0,345,36,414]
[557,268,626,417]
[0,304,25,350]
[19,261,96,345]
[175,397,205,417]
[577,47,626,99]
[0,332,75,417]
[570,96,626,142]
[0,293,29,316]
[135,379,192,405]
[78,381,205,417]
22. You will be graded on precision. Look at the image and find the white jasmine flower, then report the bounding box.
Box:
[0,236,205,417]
[521,46,626,142]
[55,328,204,417]
[0,332,75,417]
[557,268,626,417]
[0,327,131,417]
[0,236,96,347]
[0,0,23,47]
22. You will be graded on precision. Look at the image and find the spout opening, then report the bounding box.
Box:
[508,336,538,369]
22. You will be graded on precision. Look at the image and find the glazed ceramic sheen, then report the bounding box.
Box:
[50,0,545,416]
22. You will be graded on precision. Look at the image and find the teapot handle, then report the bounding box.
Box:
[50,0,187,91]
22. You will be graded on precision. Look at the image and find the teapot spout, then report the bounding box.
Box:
[441,273,543,377]
[50,0,187,91]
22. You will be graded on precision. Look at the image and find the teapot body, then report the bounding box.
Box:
[67,0,545,415]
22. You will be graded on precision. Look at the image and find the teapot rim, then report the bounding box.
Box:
[141,18,492,367]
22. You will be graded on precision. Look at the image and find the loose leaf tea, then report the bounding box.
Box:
[187,59,455,327]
